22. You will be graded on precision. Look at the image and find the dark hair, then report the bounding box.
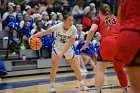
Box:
[36,19,42,25]
[76,0,84,7]
[100,4,111,31]
[23,14,29,20]
[63,12,73,20]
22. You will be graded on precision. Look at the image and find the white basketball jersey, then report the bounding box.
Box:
[51,23,77,45]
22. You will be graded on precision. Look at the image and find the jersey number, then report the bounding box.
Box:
[60,38,66,43]
[105,18,116,25]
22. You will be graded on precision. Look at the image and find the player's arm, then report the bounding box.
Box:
[60,37,75,57]
[30,27,53,38]
[81,24,98,50]
[85,24,98,45]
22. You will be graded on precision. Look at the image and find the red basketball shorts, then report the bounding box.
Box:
[98,36,118,61]
[114,30,140,66]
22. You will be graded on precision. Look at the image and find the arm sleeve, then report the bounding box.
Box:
[20,21,24,29]
[92,17,100,25]
[2,13,8,21]
[30,29,36,35]
[51,24,59,32]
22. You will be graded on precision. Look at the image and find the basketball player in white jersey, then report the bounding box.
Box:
[29,13,89,93]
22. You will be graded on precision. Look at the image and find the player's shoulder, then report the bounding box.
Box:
[57,22,63,26]
[71,25,77,32]
[71,25,77,30]
[52,22,63,28]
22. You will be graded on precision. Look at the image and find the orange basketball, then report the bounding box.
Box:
[29,37,42,50]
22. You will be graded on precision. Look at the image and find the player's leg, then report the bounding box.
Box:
[81,54,96,68]
[91,53,97,65]
[127,66,140,93]
[95,62,108,93]
[77,55,87,73]
[115,31,140,93]
[50,54,61,92]
[113,61,128,93]
[127,49,140,93]
[67,56,89,91]
[67,56,82,81]
[88,56,96,68]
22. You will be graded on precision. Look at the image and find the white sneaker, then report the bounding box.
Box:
[79,85,89,91]
[80,69,88,73]
[50,87,56,93]
[83,69,88,73]
[11,52,17,55]
[123,87,128,93]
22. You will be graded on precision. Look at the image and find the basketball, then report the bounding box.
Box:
[29,37,42,50]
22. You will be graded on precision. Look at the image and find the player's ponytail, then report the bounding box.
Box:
[100,4,111,31]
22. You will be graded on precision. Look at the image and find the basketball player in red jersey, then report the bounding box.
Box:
[81,4,128,93]
[116,0,140,93]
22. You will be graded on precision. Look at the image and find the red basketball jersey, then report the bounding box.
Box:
[97,15,120,38]
[119,0,140,31]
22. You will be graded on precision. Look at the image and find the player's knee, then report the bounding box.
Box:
[71,65,79,71]
[51,67,58,72]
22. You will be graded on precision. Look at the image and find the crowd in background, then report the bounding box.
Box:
[0,0,118,59]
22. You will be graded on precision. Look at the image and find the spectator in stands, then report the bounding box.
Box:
[53,0,70,15]
[2,2,16,31]
[75,25,96,71]
[57,12,64,23]
[32,14,42,29]
[53,0,64,13]
[92,32,101,57]
[84,3,96,16]
[74,34,96,73]
[74,26,87,73]
[38,0,48,7]
[46,3,54,17]
[15,5,23,29]
[24,5,34,29]
[41,12,49,30]
[45,12,58,27]
[47,0,55,5]
[82,11,94,32]
[0,0,8,17]
[27,0,39,8]
[31,20,45,58]
[20,14,32,48]
[15,5,22,14]
[76,53,88,73]
[14,0,29,11]
[86,0,99,13]
[24,5,32,15]
[76,24,85,39]
[72,0,84,24]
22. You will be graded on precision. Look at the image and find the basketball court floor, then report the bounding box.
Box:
[0,68,128,93]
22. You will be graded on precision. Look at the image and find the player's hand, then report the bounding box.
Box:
[29,36,34,44]
[80,44,89,51]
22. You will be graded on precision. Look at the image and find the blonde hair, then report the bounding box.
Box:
[100,4,111,31]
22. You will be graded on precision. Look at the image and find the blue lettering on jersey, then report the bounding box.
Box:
[57,34,70,43]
